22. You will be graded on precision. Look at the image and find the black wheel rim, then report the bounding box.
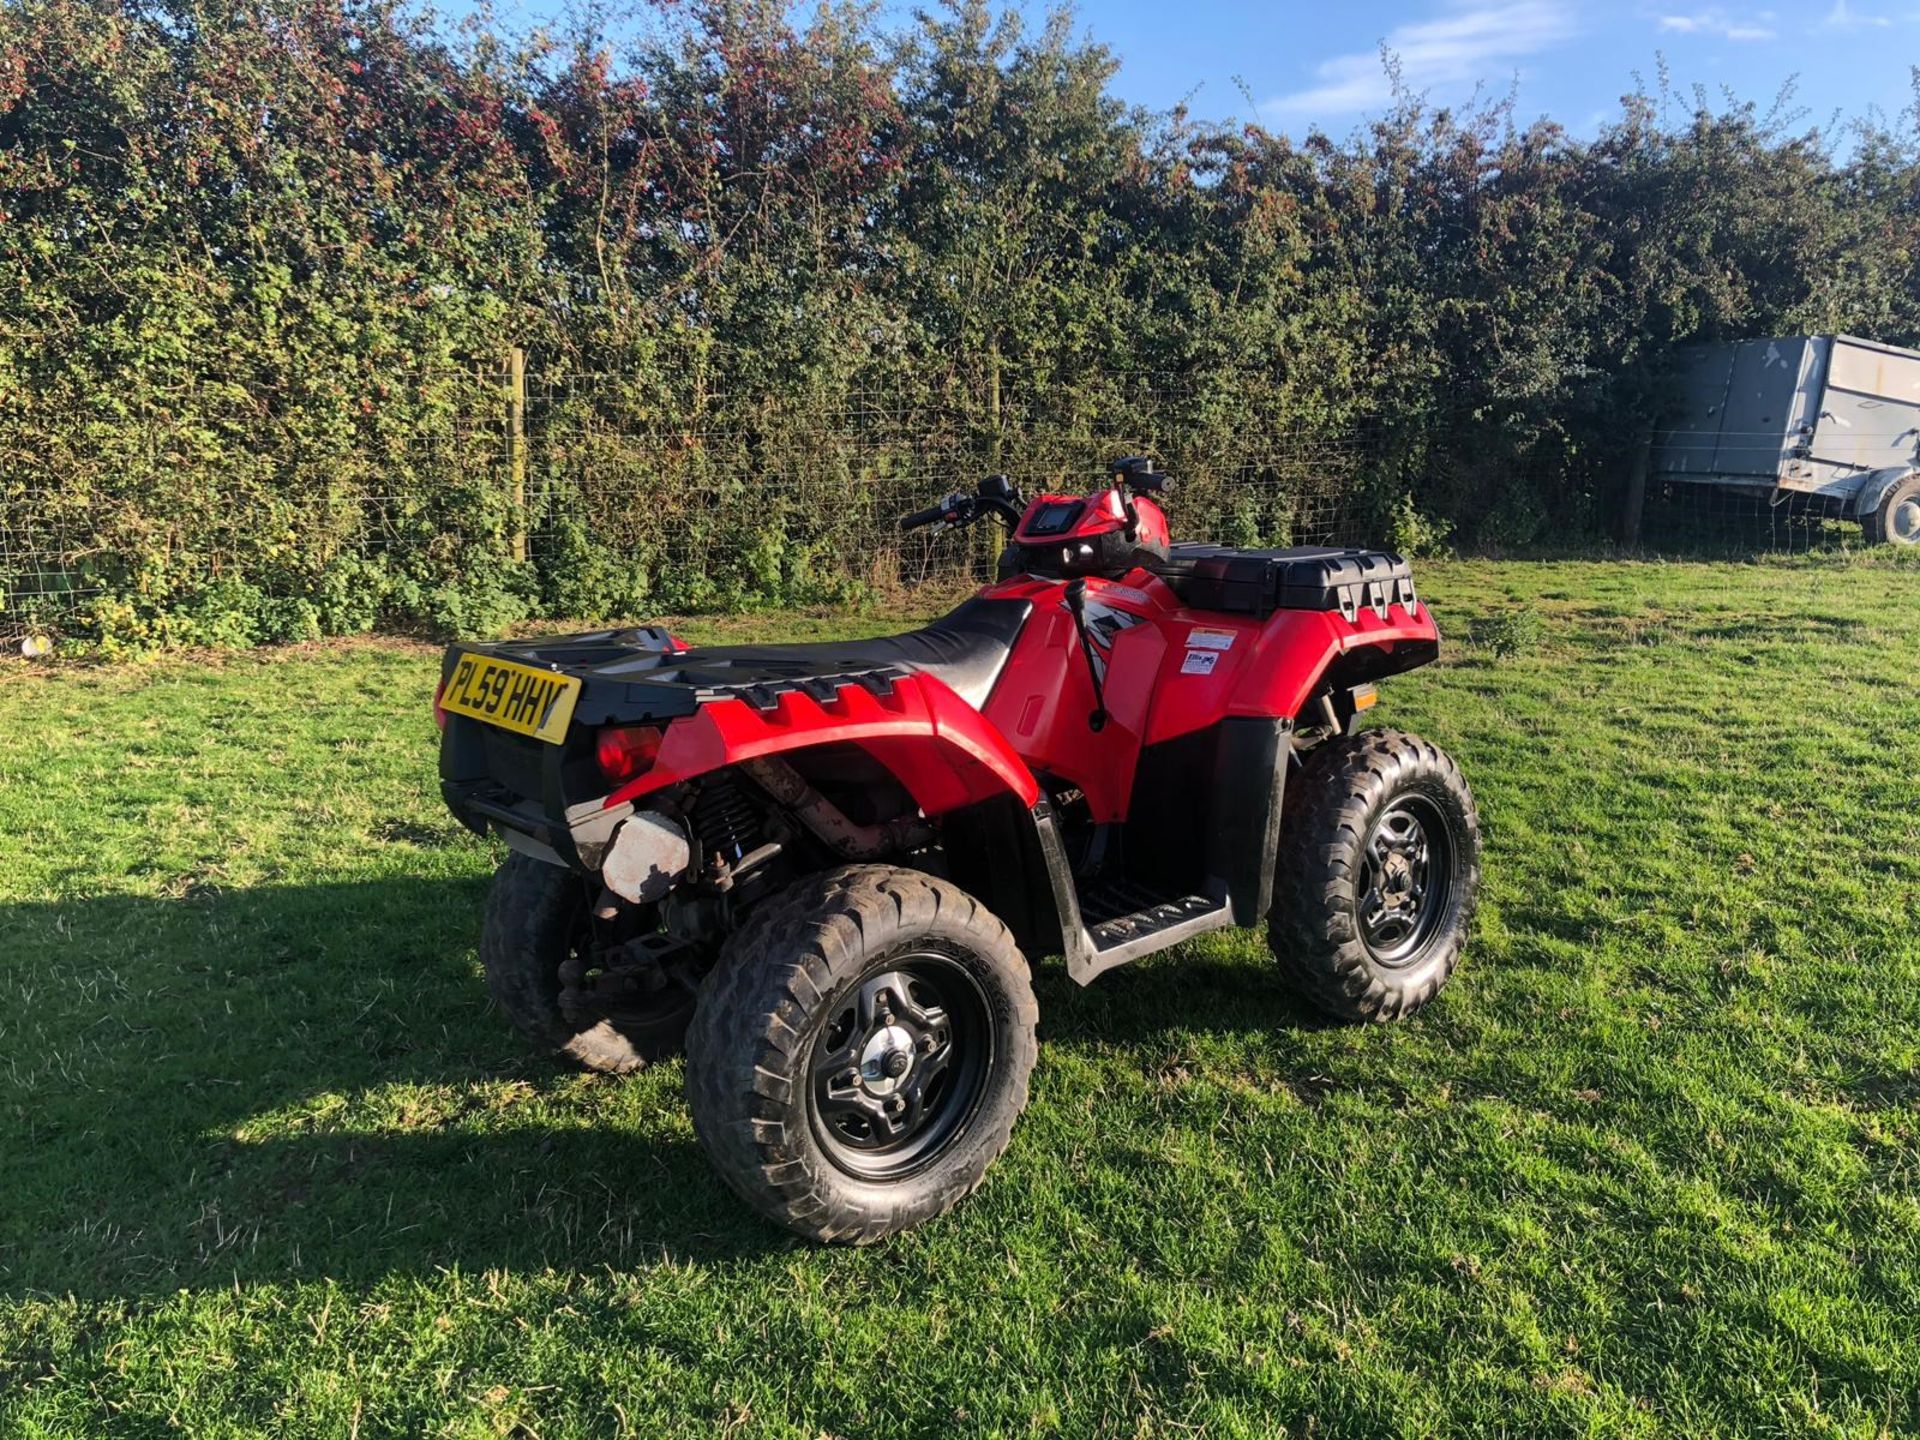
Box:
[1356,793,1455,967]
[806,948,992,1181]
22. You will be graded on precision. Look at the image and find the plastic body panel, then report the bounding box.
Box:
[463,599,1030,721]
[437,648,1041,864]
[442,556,1435,836]
[1207,717,1291,925]
[600,672,1039,816]
[1005,488,1172,578]
[1153,545,1418,619]
[975,571,1172,819]
[975,561,1436,821]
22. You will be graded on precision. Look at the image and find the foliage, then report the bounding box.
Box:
[1388,495,1454,559]
[1467,606,1544,658]
[7,0,1920,645]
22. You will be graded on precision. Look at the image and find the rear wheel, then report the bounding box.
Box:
[480,852,697,1074]
[685,865,1037,1243]
[1269,729,1481,1022]
[1863,474,1920,546]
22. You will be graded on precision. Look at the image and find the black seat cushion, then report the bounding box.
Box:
[650,597,1033,710]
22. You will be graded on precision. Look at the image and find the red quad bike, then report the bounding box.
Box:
[435,459,1481,1242]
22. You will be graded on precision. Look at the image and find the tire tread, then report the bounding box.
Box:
[1268,728,1481,1023]
[685,864,1038,1245]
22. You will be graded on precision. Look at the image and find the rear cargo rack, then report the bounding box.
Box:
[1151,545,1418,621]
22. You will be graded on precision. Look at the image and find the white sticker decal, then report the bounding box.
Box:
[1187,628,1236,651]
[1180,649,1219,675]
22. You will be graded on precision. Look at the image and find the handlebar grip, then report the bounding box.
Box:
[899,502,951,532]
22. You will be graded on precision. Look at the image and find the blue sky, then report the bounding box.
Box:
[469,0,1920,139]
[996,0,1920,137]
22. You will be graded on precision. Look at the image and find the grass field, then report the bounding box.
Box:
[3,556,1919,1439]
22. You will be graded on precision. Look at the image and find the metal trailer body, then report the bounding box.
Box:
[1652,334,1920,541]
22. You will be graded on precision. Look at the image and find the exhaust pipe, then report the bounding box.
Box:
[739,757,934,859]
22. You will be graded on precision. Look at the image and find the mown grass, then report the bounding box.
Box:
[2,556,1918,1439]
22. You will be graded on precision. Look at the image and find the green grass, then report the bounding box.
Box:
[3,557,1919,1438]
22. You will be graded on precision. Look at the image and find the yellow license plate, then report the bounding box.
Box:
[442,652,582,744]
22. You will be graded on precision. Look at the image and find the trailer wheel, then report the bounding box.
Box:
[1269,729,1481,1023]
[1863,474,1920,545]
[480,852,695,1074]
[685,865,1038,1243]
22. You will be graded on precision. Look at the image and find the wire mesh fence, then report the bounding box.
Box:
[1639,482,1863,555]
[1639,420,1910,556]
[3,357,1897,645]
[0,362,515,642]
[0,357,1386,643]
[523,369,1379,606]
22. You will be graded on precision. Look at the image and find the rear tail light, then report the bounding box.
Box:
[596,724,665,784]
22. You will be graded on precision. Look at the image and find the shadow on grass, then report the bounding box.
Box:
[0,879,787,1299]
[1036,949,1340,1045]
[1,877,1332,1300]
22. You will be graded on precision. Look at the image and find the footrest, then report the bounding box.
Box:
[1088,892,1228,953]
[1065,884,1235,984]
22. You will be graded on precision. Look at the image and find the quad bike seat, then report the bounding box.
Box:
[494,597,1034,716]
[656,597,1033,710]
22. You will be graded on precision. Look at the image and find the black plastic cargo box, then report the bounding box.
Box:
[1153,545,1417,622]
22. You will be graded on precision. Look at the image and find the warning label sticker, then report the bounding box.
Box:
[1180,649,1220,676]
[1187,628,1236,651]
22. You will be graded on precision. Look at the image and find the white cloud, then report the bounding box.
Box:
[1821,0,1893,27]
[1657,9,1777,40]
[1259,1,1579,118]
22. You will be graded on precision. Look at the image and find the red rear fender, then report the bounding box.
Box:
[602,673,1038,815]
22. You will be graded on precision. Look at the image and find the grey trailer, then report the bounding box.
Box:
[1652,334,1920,545]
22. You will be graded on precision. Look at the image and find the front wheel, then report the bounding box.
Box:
[685,865,1038,1244]
[1269,729,1481,1022]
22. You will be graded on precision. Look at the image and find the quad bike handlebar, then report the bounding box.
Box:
[898,461,1173,535]
[899,474,1026,533]
[898,495,967,532]
[1109,455,1169,494]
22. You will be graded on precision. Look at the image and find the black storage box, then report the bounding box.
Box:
[1153,545,1418,621]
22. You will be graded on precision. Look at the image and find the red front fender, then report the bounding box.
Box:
[603,673,1039,816]
[1228,604,1442,721]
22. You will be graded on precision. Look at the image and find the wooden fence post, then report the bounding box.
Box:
[505,346,527,564]
[1620,432,1651,549]
[980,338,1004,577]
